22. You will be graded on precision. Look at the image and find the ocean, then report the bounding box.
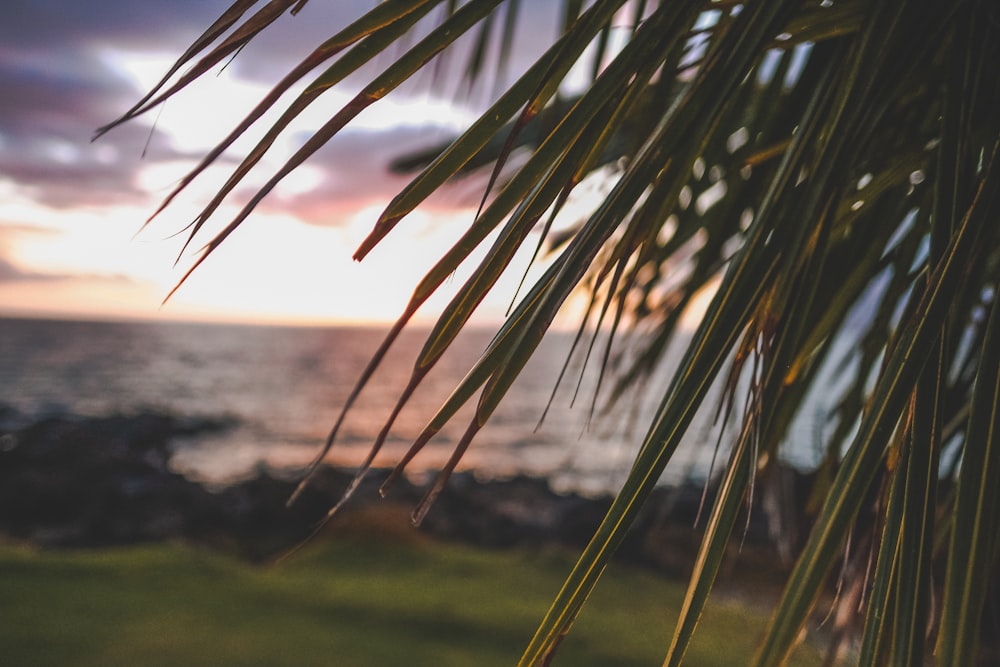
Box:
[0,316,828,496]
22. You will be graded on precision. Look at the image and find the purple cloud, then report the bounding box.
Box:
[0,0,562,220]
[0,256,62,283]
[0,254,132,284]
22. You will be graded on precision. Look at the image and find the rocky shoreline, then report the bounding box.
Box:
[0,409,813,578]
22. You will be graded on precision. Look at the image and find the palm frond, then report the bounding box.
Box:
[106,0,1000,664]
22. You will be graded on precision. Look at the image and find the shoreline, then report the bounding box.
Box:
[1,408,812,593]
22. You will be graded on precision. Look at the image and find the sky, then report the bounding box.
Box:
[0,0,574,326]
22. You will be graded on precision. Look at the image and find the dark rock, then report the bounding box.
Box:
[0,409,814,571]
[0,411,223,547]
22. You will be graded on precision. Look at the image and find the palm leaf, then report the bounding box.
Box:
[105,0,1000,664]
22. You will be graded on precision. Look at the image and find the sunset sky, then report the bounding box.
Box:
[0,1,578,326]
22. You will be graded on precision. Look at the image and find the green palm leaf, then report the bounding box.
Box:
[106,1,1000,664]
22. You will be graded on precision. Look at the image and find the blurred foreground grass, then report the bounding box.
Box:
[0,508,822,666]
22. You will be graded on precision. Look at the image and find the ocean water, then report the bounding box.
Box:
[0,316,828,495]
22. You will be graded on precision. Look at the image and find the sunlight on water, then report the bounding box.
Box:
[0,317,831,496]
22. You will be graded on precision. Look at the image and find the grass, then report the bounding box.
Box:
[0,509,823,666]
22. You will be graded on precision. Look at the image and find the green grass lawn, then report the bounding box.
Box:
[0,519,823,666]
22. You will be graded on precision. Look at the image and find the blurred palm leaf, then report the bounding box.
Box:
[105,0,1000,664]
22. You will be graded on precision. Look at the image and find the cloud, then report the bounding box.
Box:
[0,256,60,282]
[0,256,131,284]
[0,1,577,323]
[0,1,228,208]
[218,3,560,90]
[0,0,225,51]
[0,0,562,218]
[0,224,134,284]
[252,122,482,222]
